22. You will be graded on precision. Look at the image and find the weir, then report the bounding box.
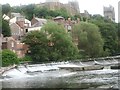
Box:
[0,56,120,89]
[1,57,119,79]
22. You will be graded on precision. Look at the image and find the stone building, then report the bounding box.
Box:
[29,16,47,32]
[103,5,115,22]
[45,0,61,10]
[80,10,90,19]
[2,36,28,58]
[66,0,80,16]
[9,13,31,40]
[37,0,80,16]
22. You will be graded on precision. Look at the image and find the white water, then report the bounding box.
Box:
[2,62,80,78]
[1,59,119,79]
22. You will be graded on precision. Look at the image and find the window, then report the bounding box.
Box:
[68,25,72,30]
[26,29,28,32]
[11,41,14,47]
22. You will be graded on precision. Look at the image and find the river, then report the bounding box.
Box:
[0,59,120,90]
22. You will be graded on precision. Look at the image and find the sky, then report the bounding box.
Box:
[1,0,119,22]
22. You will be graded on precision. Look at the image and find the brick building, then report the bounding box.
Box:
[2,36,28,58]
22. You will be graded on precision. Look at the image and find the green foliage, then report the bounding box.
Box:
[55,8,70,19]
[21,4,35,20]
[71,14,81,20]
[2,4,11,15]
[11,4,71,20]
[2,49,19,67]
[2,19,11,37]
[90,17,118,55]
[118,23,120,54]
[34,6,49,18]
[34,6,70,19]
[19,56,32,61]
[11,6,22,13]
[118,23,120,38]
[23,22,78,62]
[73,22,104,58]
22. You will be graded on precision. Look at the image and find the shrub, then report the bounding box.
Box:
[2,49,19,67]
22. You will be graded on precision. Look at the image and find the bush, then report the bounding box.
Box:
[2,49,19,67]
[19,56,32,61]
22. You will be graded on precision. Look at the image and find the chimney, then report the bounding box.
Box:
[33,14,35,18]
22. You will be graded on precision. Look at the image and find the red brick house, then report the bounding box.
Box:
[2,36,28,58]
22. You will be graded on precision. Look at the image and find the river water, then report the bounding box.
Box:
[0,60,120,90]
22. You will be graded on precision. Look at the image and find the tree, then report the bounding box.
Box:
[90,18,118,55]
[35,6,49,18]
[73,22,104,58]
[55,7,70,19]
[11,6,22,13]
[21,4,35,20]
[23,22,78,62]
[2,19,11,37]
[34,6,70,19]
[2,49,19,67]
[2,4,11,15]
[118,23,120,54]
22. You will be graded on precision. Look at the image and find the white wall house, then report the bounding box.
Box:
[2,14,10,21]
[9,17,31,27]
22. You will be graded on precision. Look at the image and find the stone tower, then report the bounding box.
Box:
[104,5,115,22]
[68,0,80,15]
[46,0,60,10]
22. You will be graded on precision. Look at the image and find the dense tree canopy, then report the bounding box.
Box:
[23,22,78,62]
[2,19,11,37]
[21,4,35,20]
[73,22,104,58]
[2,4,11,15]
[10,4,72,20]
[89,16,118,55]
[34,6,70,19]
[118,23,120,54]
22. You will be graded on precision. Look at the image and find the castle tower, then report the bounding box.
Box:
[46,0,60,10]
[68,0,80,15]
[103,5,115,22]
